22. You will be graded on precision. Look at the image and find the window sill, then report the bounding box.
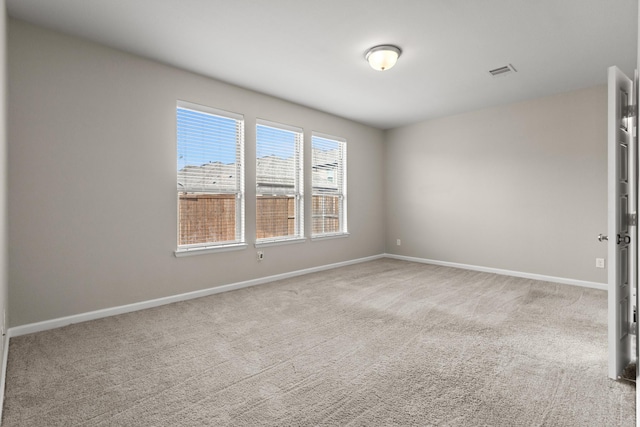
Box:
[175,243,248,257]
[311,232,350,241]
[255,237,307,248]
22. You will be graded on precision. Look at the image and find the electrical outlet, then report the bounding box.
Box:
[595,258,606,269]
[396,239,401,246]
[257,251,264,262]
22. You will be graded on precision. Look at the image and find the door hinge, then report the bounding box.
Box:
[624,104,638,118]
[628,212,637,226]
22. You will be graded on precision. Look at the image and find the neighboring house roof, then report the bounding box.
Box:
[178,148,341,193]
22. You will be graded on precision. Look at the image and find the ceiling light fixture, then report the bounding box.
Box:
[365,45,402,71]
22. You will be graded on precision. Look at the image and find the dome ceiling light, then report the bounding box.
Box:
[365,45,402,71]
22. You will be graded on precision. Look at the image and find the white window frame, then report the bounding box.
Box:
[311,132,348,239]
[175,101,246,256]
[255,119,305,246]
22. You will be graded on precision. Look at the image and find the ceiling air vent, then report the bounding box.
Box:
[489,64,517,77]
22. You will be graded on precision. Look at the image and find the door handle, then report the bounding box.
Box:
[598,234,608,242]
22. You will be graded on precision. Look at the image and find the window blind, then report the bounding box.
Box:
[176,101,245,249]
[256,120,303,242]
[311,133,347,237]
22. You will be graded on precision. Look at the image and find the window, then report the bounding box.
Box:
[312,133,347,237]
[256,120,304,243]
[176,101,245,253]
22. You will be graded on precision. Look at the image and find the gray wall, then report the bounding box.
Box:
[8,19,385,327]
[0,0,7,357]
[385,85,608,283]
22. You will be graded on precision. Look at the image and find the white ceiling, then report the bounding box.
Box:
[6,0,638,129]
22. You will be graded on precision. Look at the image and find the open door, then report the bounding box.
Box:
[607,66,637,380]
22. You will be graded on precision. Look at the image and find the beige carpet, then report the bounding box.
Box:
[2,259,635,426]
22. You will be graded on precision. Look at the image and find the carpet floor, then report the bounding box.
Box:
[2,259,635,426]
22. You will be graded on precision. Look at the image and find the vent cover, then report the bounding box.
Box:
[489,64,517,77]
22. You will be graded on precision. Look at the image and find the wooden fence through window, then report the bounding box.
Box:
[256,196,295,239]
[178,193,341,245]
[179,193,236,245]
[312,194,340,235]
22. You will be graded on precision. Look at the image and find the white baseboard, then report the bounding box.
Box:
[8,254,385,338]
[7,252,607,338]
[385,253,608,291]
